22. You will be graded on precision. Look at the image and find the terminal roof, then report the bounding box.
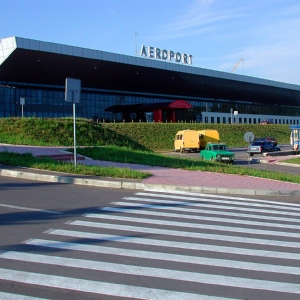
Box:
[1,36,300,106]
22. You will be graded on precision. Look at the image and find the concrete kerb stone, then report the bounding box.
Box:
[1,167,300,197]
[276,161,300,167]
[122,182,146,190]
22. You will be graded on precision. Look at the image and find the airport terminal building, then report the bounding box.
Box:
[1,36,300,123]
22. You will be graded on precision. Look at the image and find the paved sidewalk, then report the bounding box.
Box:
[1,144,300,197]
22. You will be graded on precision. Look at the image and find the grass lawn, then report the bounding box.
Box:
[1,145,300,184]
[0,151,150,179]
[280,156,300,165]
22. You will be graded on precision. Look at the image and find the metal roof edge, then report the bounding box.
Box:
[2,36,300,92]
[0,36,18,65]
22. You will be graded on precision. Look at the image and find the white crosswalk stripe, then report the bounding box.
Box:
[98,206,300,230]
[69,220,300,254]
[1,251,300,294]
[0,268,212,300]
[0,292,48,300]
[126,194,300,216]
[103,200,300,223]
[77,214,300,239]
[1,190,300,299]
[45,229,300,275]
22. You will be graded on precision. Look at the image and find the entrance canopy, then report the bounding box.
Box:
[105,100,193,122]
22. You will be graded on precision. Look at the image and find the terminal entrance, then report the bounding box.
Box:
[105,100,193,122]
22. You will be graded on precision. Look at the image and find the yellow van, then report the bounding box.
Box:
[197,129,220,149]
[174,130,200,153]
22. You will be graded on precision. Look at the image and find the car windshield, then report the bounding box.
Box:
[213,145,226,150]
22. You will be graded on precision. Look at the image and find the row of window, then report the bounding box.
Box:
[202,112,300,125]
[1,82,300,122]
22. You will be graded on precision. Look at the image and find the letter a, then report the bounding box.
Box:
[140,45,147,57]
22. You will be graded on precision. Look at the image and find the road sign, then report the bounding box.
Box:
[65,78,81,103]
[244,132,255,143]
[244,132,255,165]
[20,97,25,105]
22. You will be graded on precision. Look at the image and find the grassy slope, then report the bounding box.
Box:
[0,117,298,183]
[0,117,291,151]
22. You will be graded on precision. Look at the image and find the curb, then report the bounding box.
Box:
[1,168,300,197]
[275,161,300,167]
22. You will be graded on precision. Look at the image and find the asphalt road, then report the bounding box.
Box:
[166,144,300,175]
[1,176,300,299]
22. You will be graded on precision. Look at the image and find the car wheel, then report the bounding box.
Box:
[250,153,254,156]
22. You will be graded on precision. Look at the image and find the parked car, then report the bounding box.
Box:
[253,137,278,145]
[260,118,274,124]
[200,143,235,164]
[246,141,281,156]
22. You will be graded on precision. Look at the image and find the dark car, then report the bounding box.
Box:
[253,137,278,145]
[246,141,281,156]
[260,118,274,124]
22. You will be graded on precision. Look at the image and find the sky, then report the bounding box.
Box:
[1,0,300,85]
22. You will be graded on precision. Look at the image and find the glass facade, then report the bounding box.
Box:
[1,80,300,122]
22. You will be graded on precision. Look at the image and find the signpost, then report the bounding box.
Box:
[234,110,238,124]
[20,97,25,117]
[65,78,81,167]
[244,131,255,164]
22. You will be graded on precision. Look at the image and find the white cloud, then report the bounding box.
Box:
[151,0,300,84]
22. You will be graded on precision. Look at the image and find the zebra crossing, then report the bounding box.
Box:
[1,189,300,299]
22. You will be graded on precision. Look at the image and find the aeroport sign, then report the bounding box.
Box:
[140,45,192,65]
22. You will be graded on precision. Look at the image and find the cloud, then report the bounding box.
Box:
[151,0,248,41]
[161,0,300,84]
